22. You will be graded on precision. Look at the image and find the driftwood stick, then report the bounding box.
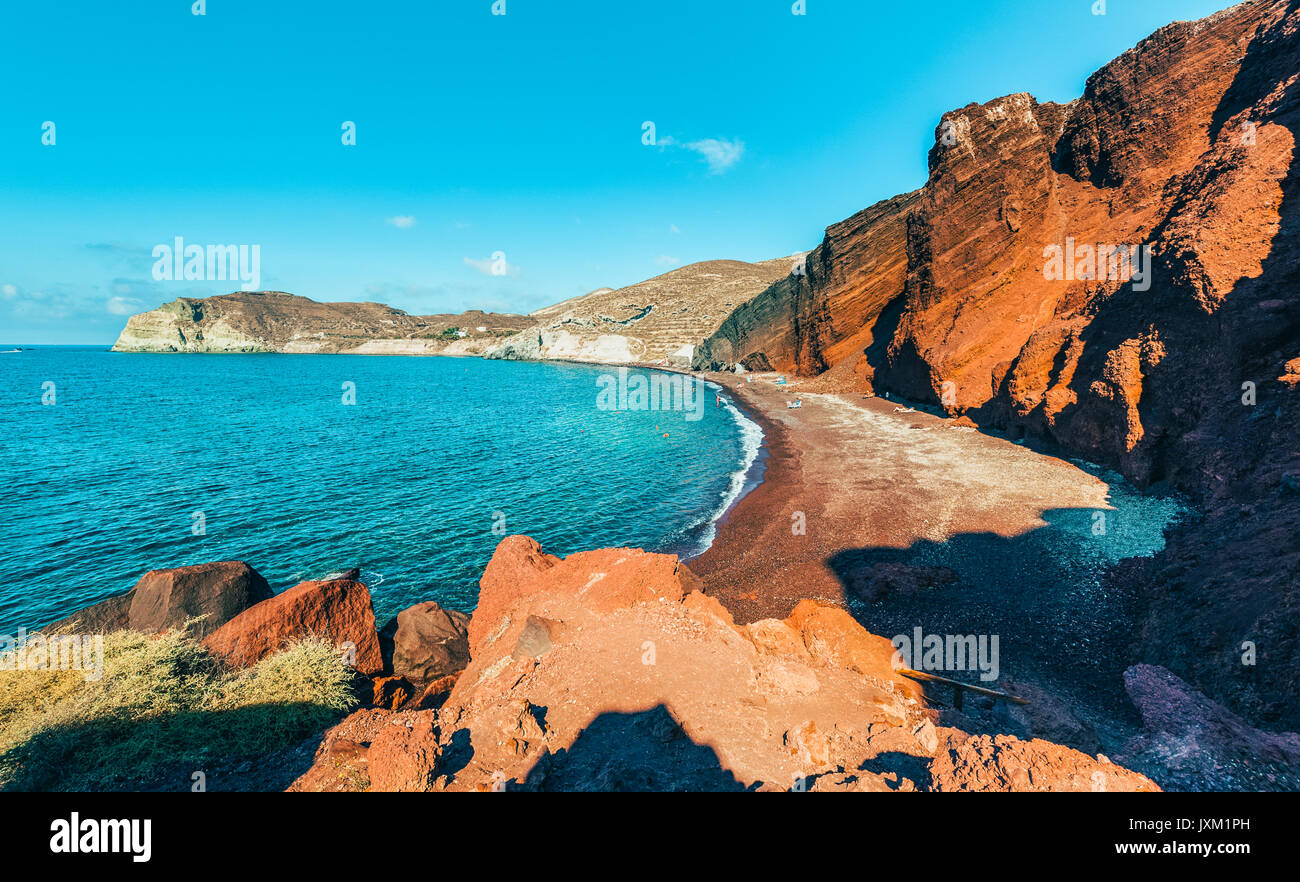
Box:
[898,668,1031,705]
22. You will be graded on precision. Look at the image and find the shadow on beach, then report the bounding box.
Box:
[827,510,1160,748]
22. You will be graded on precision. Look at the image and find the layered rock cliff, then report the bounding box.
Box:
[112,291,534,355]
[697,193,918,382]
[696,0,1300,727]
[487,257,799,366]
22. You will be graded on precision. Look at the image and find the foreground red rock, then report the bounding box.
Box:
[203,578,383,674]
[45,560,271,638]
[292,537,1157,792]
[927,734,1155,793]
[466,535,705,654]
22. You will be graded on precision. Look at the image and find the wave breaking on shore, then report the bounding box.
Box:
[674,379,765,561]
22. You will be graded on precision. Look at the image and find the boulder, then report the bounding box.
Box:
[45,561,271,638]
[379,601,470,685]
[433,537,929,789]
[202,579,383,674]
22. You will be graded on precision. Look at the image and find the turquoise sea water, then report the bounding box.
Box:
[0,348,760,629]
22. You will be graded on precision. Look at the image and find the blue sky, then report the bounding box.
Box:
[1,0,1236,344]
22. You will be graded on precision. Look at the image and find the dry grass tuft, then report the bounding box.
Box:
[0,630,356,791]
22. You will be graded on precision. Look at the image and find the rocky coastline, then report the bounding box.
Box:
[26,543,1164,792]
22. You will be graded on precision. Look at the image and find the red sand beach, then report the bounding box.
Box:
[693,372,1114,624]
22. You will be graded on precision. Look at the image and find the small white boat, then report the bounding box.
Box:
[787,400,802,409]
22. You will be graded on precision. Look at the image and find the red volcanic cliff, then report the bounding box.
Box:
[698,0,1300,727]
[700,191,919,384]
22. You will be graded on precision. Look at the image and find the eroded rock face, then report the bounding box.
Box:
[704,1,1294,443]
[704,1,1295,447]
[44,561,271,638]
[293,537,1156,793]
[698,0,1300,728]
[203,578,383,674]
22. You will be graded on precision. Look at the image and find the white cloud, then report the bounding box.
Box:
[106,296,142,316]
[386,215,417,228]
[1,284,16,299]
[464,254,518,277]
[655,133,746,174]
[655,255,680,267]
[670,224,681,234]
[684,138,745,174]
